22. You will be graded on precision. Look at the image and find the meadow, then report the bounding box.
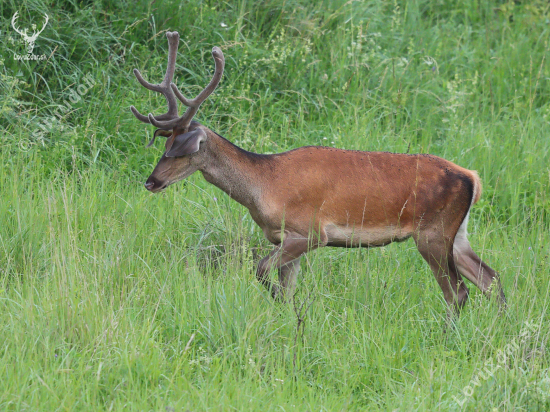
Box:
[1,0,549,410]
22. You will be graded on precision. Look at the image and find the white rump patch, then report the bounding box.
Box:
[454,211,470,253]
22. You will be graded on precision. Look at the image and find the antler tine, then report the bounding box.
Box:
[31,14,49,39]
[130,31,181,129]
[170,46,225,129]
[11,12,25,36]
[41,14,49,33]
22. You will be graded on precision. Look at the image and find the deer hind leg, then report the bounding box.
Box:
[414,228,470,319]
[256,232,321,300]
[453,213,506,308]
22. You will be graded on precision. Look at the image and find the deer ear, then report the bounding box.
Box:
[147,129,172,147]
[165,128,207,157]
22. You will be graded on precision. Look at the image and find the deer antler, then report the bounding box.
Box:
[130,31,180,130]
[11,12,49,55]
[131,31,225,148]
[30,13,49,41]
[11,12,49,40]
[170,46,225,130]
[11,12,26,37]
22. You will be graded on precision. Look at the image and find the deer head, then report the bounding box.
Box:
[130,31,224,192]
[11,12,49,55]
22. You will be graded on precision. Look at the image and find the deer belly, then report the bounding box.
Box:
[324,224,412,248]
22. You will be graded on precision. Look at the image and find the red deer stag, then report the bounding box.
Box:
[130,31,506,318]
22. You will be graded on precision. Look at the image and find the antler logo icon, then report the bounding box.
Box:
[11,11,49,55]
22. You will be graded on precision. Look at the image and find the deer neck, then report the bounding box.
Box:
[199,132,266,210]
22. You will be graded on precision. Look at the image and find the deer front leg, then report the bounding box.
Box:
[256,232,317,300]
[276,259,301,301]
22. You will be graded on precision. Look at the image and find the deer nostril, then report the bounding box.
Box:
[145,176,166,191]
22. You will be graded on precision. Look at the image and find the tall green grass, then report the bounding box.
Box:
[1,0,549,410]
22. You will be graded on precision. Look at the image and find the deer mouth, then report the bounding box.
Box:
[144,177,168,192]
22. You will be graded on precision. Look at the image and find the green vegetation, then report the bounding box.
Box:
[1,0,549,410]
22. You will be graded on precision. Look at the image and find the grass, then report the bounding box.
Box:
[1,0,549,410]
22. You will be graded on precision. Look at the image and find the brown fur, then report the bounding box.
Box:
[143,124,506,319]
[130,33,505,322]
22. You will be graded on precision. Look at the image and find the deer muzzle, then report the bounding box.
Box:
[144,175,167,192]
